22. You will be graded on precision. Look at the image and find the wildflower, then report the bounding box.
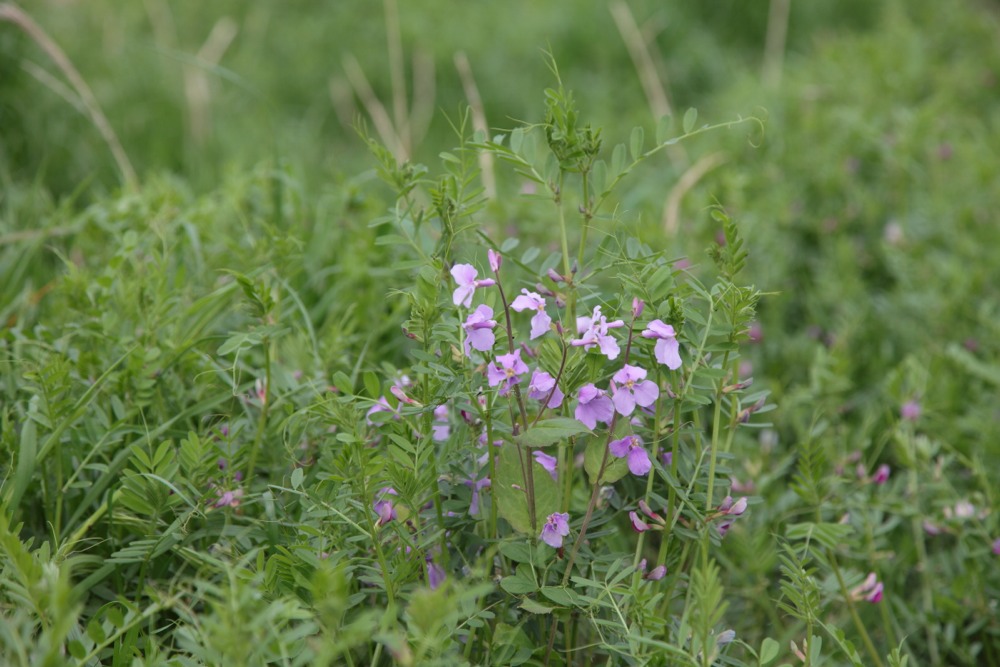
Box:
[488,248,502,273]
[426,556,446,590]
[610,364,659,416]
[631,298,644,318]
[487,350,529,395]
[609,434,651,476]
[850,572,884,603]
[451,263,495,308]
[719,495,748,516]
[432,404,450,441]
[645,565,667,581]
[716,630,736,647]
[641,319,682,369]
[527,369,564,408]
[717,521,733,537]
[463,304,497,356]
[511,289,552,339]
[540,512,570,548]
[532,451,558,480]
[390,384,420,406]
[638,499,664,523]
[872,463,890,485]
[374,487,398,526]
[900,400,921,421]
[573,306,625,360]
[212,487,244,509]
[574,383,615,429]
[992,538,1000,556]
[467,477,491,516]
[629,511,650,532]
[547,268,565,284]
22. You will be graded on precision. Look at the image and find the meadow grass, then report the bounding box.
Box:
[2,1,999,664]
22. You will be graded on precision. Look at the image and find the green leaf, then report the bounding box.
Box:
[683,107,698,134]
[363,371,381,399]
[759,637,780,665]
[494,443,560,534]
[656,114,673,145]
[290,467,304,490]
[629,126,644,161]
[5,417,37,509]
[499,541,534,564]
[584,436,629,485]
[516,418,591,448]
[611,143,626,176]
[520,598,554,615]
[500,564,537,594]
[540,586,582,608]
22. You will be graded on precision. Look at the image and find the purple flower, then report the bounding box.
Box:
[850,572,884,603]
[467,477,491,515]
[528,370,564,408]
[609,434,651,476]
[426,557,446,590]
[574,383,615,429]
[631,298,645,318]
[872,463,890,485]
[719,496,748,516]
[463,304,497,357]
[901,400,921,421]
[488,249,502,273]
[487,350,529,395]
[573,306,625,359]
[374,487,398,526]
[451,263,495,308]
[532,451,559,480]
[645,565,667,581]
[432,404,450,441]
[642,319,682,369]
[611,364,659,416]
[992,538,1000,556]
[511,289,552,340]
[540,512,570,548]
[629,511,650,532]
[212,487,244,509]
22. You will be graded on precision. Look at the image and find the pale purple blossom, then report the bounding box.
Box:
[450,264,495,308]
[374,487,398,526]
[901,400,921,421]
[463,304,497,356]
[532,451,559,480]
[528,370,564,408]
[467,477,491,516]
[212,487,244,509]
[630,511,650,532]
[872,463,890,485]
[432,404,451,441]
[511,289,552,340]
[645,565,667,581]
[426,557,446,590]
[488,249,502,273]
[573,306,625,359]
[611,364,659,416]
[992,538,1000,556]
[719,496,748,516]
[642,319,682,369]
[574,383,615,429]
[487,350,529,395]
[609,434,651,476]
[850,573,884,603]
[540,512,570,548]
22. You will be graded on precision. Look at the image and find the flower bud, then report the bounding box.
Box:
[488,249,502,272]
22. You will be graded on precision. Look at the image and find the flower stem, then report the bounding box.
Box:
[829,549,884,667]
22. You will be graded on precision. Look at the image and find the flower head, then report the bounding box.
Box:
[488,249,502,273]
[451,263,495,308]
[511,289,552,340]
[630,511,650,532]
[901,400,921,421]
[645,565,667,581]
[540,512,570,548]
[850,572,884,603]
[872,463,890,485]
[992,538,1000,556]
[463,304,497,357]
[574,383,615,429]
[528,370,564,408]
[532,451,559,480]
[573,306,625,359]
[609,434,651,476]
[487,350,529,395]
[432,404,451,441]
[642,319,682,369]
[611,364,659,416]
[426,557,446,590]
[374,487,398,526]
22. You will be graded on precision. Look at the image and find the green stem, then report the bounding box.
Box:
[909,466,939,664]
[704,349,730,512]
[245,337,271,486]
[829,550,884,667]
